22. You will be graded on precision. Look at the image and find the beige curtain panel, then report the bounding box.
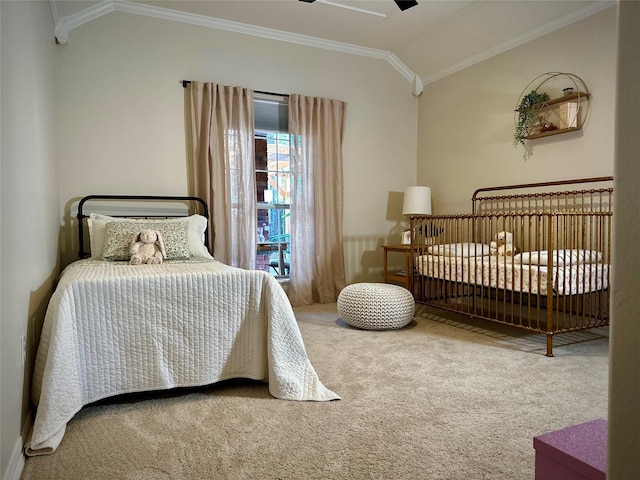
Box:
[189,82,257,269]
[189,84,346,305]
[287,94,347,306]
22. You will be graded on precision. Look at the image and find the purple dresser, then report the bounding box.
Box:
[533,419,607,480]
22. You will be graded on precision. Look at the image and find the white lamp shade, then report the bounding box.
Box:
[402,186,432,215]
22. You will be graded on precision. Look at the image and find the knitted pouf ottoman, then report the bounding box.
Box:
[337,283,415,330]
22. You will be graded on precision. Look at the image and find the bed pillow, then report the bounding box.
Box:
[426,243,491,257]
[513,249,603,266]
[88,213,131,258]
[88,213,212,259]
[101,220,191,261]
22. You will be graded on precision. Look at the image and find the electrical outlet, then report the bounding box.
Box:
[21,335,26,367]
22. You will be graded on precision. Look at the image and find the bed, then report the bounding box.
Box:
[410,177,613,357]
[26,195,339,456]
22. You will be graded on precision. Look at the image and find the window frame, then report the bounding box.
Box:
[254,96,291,278]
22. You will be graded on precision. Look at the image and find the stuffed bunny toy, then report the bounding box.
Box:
[130,229,166,265]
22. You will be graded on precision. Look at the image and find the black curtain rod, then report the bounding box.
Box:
[180,80,289,97]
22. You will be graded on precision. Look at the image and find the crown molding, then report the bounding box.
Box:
[420,1,616,86]
[51,0,420,94]
[53,0,115,44]
[51,0,612,93]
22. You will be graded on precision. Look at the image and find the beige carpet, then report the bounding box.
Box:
[21,303,608,480]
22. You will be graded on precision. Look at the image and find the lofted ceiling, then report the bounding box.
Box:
[50,0,615,90]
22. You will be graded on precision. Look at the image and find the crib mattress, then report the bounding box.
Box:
[416,255,609,296]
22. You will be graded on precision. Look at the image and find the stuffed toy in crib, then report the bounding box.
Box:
[490,231,516,257]
[130,229,166,265]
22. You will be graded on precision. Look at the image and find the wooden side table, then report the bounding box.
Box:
[382,244,416,291]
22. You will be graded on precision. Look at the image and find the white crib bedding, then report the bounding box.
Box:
[416,254,609,296]
[27,258,339,456]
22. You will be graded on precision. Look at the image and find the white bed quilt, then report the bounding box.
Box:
[26,259,339,456]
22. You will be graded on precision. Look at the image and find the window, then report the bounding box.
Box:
[254,97,291,278]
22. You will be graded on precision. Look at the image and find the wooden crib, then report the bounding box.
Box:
[410,177,613,356]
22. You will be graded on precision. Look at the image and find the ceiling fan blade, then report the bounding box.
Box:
[309,0,388,17]
[299,0,418,14]
[394,0,418,11]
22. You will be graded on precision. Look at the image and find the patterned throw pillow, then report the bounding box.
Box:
[102,221,191,261]
[88,213,212,259]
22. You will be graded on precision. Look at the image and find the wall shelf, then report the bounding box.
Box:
[539,91,590,107]
[525,126,581,140]
[515,73,591,144]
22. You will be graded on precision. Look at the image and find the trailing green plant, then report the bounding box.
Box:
[514,90,550,147]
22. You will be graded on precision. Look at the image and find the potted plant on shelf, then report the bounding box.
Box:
[513,90,550,146]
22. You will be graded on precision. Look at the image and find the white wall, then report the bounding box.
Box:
[0,2,59,479]
[54,12,419,281]
[609,2,640,477]
[417,7,617,213]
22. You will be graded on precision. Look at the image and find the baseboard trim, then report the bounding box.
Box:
[4,409,33,480]
[3,437,25,480]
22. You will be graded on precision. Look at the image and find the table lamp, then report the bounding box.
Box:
[402,186,432,244]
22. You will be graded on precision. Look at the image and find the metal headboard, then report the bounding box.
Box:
[77,195,210,259]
